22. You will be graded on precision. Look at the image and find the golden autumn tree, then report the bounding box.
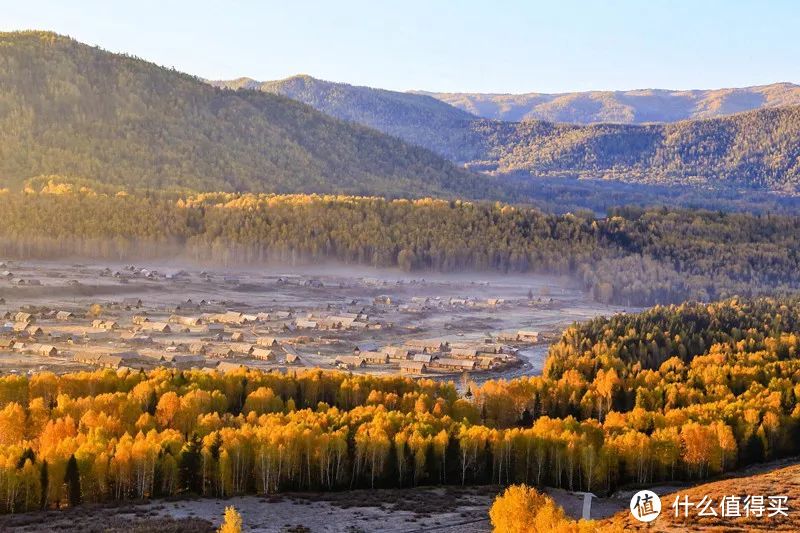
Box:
[490,484,587,533]
[218,505,243,533]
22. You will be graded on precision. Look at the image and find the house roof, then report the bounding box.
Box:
[399,361,427,372]
[335,355,366,367]
[434,358,476,369]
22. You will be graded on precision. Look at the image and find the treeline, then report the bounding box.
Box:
[2,188,800,306]
[1,298,800,512]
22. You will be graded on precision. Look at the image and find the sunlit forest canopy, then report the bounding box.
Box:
[0,31,479,197]
[0,297,799,512]
[1,185,799,306]
[464,108,800,193]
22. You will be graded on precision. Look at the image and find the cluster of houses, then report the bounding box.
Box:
[158,308,382,334]
[1,311,58,358]
[0,266,44,286]
[292,310,379,331]
[371,295,510,313]
[0,264,544,379]
[333,334,534,375]
[0,300,311,373]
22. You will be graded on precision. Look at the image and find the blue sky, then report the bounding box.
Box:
[3,0,798,93]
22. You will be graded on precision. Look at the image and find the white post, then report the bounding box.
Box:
[580,492,596,520]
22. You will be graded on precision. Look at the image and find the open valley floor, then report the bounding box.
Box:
[0,260,625,383]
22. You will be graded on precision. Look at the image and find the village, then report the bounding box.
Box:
[0,260,620,380]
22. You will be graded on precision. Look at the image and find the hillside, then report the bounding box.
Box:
[0,31,480,197]
[419,82,800,124]
[212,74,478,161]
[223,75,800,193]
[601,461,800,531]
[3,32,798,199]
[466,106,800,192]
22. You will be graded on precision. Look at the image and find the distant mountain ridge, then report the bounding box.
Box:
[212,75,477,160]
[217,75,800,193]
[415,83,800,124]
[0,31,480,197]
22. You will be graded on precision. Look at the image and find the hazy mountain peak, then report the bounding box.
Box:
[417,82,800,124]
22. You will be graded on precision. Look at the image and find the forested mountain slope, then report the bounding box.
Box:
[213,75,477,160]
[224,75,800,193]
[465,107,800,192]
[419,82,800,124]
[3,31,798,198]
[0,31,479,197]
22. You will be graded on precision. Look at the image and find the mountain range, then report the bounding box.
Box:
[0,31,799,199]
[415,83,800,124]
[219,75,800,193]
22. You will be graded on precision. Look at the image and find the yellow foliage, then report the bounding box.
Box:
[490,485,565,533]
[218,506,242,533]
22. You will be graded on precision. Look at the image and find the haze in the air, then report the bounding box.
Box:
[2,0,799,93]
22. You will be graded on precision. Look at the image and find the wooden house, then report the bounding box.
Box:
[169,314,204,326]
[450,347,481,359]
[256,337,280,348]
[230,343,254,355]
[517,330,539,342]
[24,325,44,337]
[360,351,389,364]
[141,322,171,334]
[207,346,235,359]
[216,361,246,372]
[251,348,275,361]
[334,355,366,369]
[399,361,428,375]
[431,358,476,371]
[412,353,434,363]
[383,346,413,360]
[27,343,57,357]
[14,312,33,324]
[404,339,448,353]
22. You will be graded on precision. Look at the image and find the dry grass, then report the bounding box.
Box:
[600,463,800,531]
